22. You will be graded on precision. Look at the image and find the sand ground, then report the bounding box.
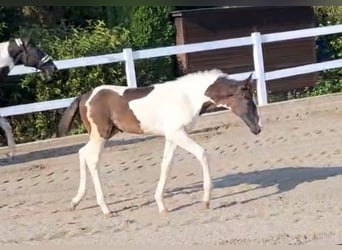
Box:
[0,93,342,246]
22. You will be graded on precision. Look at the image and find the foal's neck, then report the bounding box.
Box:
[176,72,224,116]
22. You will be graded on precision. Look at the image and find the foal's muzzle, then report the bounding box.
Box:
[39,59,58,81]
[241,114,262,135]
[251,126,262,135]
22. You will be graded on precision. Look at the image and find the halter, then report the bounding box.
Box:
[14,38,23,47]
[37,55,52,69]
[14,38,52,69]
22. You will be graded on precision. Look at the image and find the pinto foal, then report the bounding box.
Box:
[58,69,262,216]
[0,38,58,159]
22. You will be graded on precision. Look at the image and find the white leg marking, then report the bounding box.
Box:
[0,117,15,159]
[154,140,177,214]
[86,138,111,215]
[167,129,212,208]
[70,145,88,210]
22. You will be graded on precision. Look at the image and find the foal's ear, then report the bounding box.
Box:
[22,30,34,46]
[242,73,254,90]
[246,72,253,82]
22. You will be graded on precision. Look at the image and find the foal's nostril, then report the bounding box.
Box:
[252,126,261,135]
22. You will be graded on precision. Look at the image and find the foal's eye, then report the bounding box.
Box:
[243,91,252,99]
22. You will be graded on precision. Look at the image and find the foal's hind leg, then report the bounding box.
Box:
[71,137,111,216]
[0,117,15,159]
[86,137,112,216]
[167,129,212,209]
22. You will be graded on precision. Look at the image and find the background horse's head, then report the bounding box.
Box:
[205,73,262,135]
[8,37,58,80]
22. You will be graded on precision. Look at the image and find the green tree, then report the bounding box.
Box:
[129,6,176,85]
[8,20,131,142]
[0,6,179,143]
[306,7,342,96]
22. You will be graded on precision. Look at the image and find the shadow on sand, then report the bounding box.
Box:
[169,166,342,211]
[0,135,158,167]
[70,166,342,214]
[0,126,224,167]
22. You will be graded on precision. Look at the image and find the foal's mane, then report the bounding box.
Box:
[174,69,225,83]
[172,69,250,89]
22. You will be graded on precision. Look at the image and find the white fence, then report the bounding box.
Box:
[2,24,342,117]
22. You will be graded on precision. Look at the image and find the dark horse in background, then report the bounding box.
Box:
[0,37,58,159]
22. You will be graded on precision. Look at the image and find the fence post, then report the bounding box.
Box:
[123,48,137,88]
[251,32,268,105]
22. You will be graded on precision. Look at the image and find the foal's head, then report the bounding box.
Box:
[205,73,262,135]
[8,38,58,80]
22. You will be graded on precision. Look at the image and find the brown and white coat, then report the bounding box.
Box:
[58,69,262,216]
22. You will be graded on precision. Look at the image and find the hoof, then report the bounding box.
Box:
[159,209,169,216]
[5,153,13,162]
[104,211,114,218]
[203,201,210,209]
[69,201,77,211]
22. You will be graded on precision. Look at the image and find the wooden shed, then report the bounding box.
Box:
[171,6,317,93]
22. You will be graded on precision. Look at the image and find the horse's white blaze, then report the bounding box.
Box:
[0,42,14,68]
[257,110,263,128]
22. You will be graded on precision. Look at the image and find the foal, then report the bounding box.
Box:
[58,69,262,216]
[0,38,58,159]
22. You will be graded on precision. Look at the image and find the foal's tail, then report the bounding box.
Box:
[57,96,82,137]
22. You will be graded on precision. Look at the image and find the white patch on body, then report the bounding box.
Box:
[0,42,14,68]
[128,69,226,135]
[86,69,227,136]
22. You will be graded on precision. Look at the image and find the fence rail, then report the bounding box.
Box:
[2,24,342,117]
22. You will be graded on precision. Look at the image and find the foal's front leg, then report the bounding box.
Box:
[167,129,212,209]
[155,140,177,215]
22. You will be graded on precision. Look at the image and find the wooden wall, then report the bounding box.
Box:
[172,6,317,93]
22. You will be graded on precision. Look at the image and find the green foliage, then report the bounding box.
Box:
[130,6,174,48]
[0,7,21,40]
[9,20,131,142]
[130,6,176,85]
[0,7,177,144]
[305,7,342,97]
[306,70,342,96]
[20,6,108,28]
